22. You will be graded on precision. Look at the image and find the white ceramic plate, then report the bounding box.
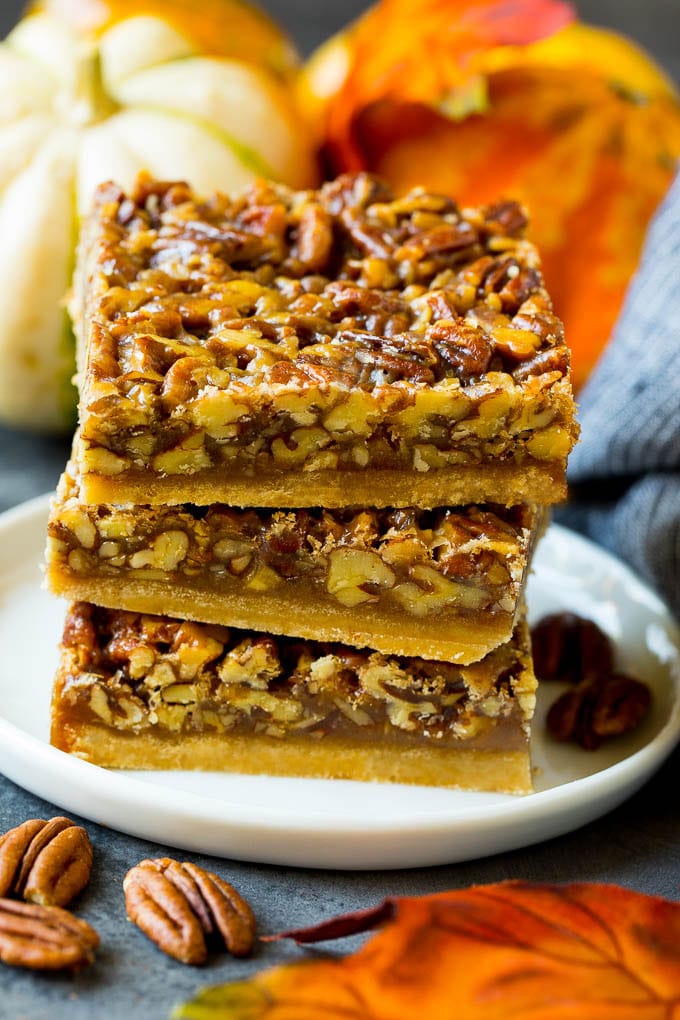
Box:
[1,494,679,870]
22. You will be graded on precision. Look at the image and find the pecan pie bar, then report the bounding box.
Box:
[72,173,577,508]
[46,462,544,663]
[51,603,537,793]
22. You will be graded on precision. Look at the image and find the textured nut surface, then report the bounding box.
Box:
[50,464,536,620]
[326,547,396,607]
[80,446,130,476]
[123,858,255,965]
[58,603,535,745]
[75,173,577,480]
[0,898,99,970]
[0,817,93,908]
[129,530,189,571]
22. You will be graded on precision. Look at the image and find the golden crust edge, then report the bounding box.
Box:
[75,461,567,509]
[45,568,519,664]
[50,721,532,794]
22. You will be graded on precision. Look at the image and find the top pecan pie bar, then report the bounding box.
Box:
[72,172,578,508]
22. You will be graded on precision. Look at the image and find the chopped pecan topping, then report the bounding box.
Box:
[428,320,493,381]
[330,329,439,385]
[123,858,255,965]
[75,173,574,483]
[0,817,93,908]
[292,203,333,273]
[321,171,394,215]
[513,347,570,380]
[483,200,529,237]
[0,899,99,971]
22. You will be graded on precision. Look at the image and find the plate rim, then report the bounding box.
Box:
[1,493,679,842]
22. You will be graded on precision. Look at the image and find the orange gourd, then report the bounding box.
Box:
[301,1,680,388]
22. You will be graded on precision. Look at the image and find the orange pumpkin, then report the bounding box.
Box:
[301,0,680,389]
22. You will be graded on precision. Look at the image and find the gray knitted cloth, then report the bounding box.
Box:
[559,171,680,619]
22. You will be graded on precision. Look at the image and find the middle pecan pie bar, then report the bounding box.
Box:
[51,603,537,793]
[46,462,544,663]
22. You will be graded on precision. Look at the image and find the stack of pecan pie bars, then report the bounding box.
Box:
[45,172,578,794]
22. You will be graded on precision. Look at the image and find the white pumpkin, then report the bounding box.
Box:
[0,10,316,431]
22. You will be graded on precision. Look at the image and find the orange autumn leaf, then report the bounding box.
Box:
[174,882,680,1020]
[302,1,680,389]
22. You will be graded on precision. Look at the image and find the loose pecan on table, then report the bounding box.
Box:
[124,858,255,965]
[531,612,651,750]
[0,898,99,970]
[0,817,93,907]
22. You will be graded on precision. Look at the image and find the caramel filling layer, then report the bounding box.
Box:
[52,604,536,753]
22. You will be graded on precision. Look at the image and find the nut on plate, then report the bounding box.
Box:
[531,611,614,684]
[124,858,255,964]
[547,674,652,751]
[531,612,652,750]
[0,817,93,907]
[0,898,99,971]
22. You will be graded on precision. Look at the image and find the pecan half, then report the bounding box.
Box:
[483,200,528,237]
[334,329,438,385]
[123,858,255,965]
[428,320,493,381]
[0,898,99,970]
[533,612,652,750]
[547,674,651,750]
[531,612,614,685]
[293,203,333,273]
[513,346,569,380]
[0,817,93,908]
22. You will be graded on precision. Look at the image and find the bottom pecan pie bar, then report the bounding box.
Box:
[51,604,537,793]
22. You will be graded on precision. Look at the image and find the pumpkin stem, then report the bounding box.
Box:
[69,47,118,126]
